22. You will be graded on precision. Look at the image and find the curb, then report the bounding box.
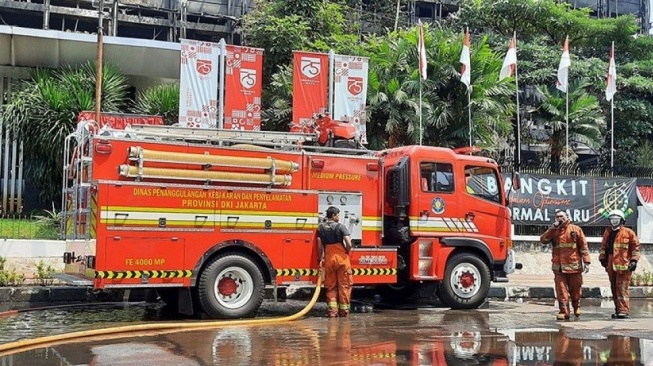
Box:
[1,285,652,305]
[487,286,653,300]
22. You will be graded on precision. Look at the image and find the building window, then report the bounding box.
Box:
[416,3,435,19]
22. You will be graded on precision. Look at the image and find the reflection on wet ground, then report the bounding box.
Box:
[1,299,653,365]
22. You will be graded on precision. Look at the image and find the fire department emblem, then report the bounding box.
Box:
[240,68,256,89]
[348,77,364,96]
[300,56,321,78]
[196,59,212,75]
[432,197,445,215]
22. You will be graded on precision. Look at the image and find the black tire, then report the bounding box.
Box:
[197,253,265,319]
[438,252,491,309]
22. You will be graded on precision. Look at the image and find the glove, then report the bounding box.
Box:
[583,262,590,274]
[551,221,561,230]
[600,259,608,268]
[628,260,637,272]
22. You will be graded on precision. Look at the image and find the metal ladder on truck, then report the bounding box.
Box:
[60,121,96,241]
[125,124,317,150]
[124,125,371,155]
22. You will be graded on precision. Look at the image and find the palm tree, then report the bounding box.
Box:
[260,64,293,132]
[532,78,604,171]
[2,62,129,206]
[132,83,180,125]
[365,32,422,149]
[365,27,515,150]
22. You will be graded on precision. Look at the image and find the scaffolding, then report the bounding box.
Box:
[0,0,253,43]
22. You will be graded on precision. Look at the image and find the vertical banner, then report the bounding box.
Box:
[292,51,329,127]
[333,54,369,144]
[223,45,264,131]
[178,39,219,128]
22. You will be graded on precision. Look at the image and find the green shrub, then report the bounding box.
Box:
[35,260,56,286]
[0,256,25,286]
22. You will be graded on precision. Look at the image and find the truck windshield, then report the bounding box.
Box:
[464,166,502,204]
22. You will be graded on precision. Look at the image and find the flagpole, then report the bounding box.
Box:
[218,38,226,130]
[513,32,521,168]
[565,88,569,173]
[610,98,614,172]
[468,88,472,147]
[419,82,423,146]
[328,49,335,117]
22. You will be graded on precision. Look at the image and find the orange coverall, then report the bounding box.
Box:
[540,220,590,318]
[599,227,640,315]
[318,221,353,317]
[553,331,584,366]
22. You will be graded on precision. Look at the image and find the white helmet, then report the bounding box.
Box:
[608,209,625,221]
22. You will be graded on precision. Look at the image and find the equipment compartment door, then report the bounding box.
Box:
[414,161,462,236]
[100,237,186,283]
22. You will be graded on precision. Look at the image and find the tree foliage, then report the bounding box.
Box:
[132,83,180,126]
[1,62,129,205]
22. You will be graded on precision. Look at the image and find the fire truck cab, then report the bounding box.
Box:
[60,122,518,318]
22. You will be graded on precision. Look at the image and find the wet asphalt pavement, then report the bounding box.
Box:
[1,299,653,365]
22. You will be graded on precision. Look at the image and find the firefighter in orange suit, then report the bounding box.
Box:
[600,336,636,365]
[553,330,584,366]
[540,210,591,320]
[318,206,353,318]
[599,209,640,319]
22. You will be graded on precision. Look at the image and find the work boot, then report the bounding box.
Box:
[616,313,629,319]
[326,309,338,318]
[338,310,349,318]
[574,307,581,318]
[556,313,569,321]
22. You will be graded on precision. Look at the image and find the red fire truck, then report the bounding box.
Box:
[60,121,519,318]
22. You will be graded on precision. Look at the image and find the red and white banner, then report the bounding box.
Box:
[223,45,264,131]
[460,30,471,89]
[292,51,329,127]
[178,39,220,128]
[556,36,571,93]
[333,54,369,143]
[606,41,617,101]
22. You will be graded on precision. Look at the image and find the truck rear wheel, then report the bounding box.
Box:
[438,252,490,309]
[197,253,265,319]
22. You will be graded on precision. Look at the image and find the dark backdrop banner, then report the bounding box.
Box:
[502,174,637,226]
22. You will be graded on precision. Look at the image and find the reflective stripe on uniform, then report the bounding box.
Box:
[558,242,577,248]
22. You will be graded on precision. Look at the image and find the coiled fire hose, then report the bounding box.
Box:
[0,274,322,356]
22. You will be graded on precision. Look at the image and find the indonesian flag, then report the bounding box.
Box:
[606,42,617,101]
[499,36,517,81]
[460,30,471,88]
[418,19,427,80]
[556,36,571,93]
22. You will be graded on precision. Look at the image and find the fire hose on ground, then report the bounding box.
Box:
[0,274,323,357]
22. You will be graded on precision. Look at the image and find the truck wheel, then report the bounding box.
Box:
[198,253,265,319]
[438,252,490,309]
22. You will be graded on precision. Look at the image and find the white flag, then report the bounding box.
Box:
[606,42,617,101]
[556,36,571,93]
[499,37,517,81]
[460,30,471,88]
[418,20,427,80]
